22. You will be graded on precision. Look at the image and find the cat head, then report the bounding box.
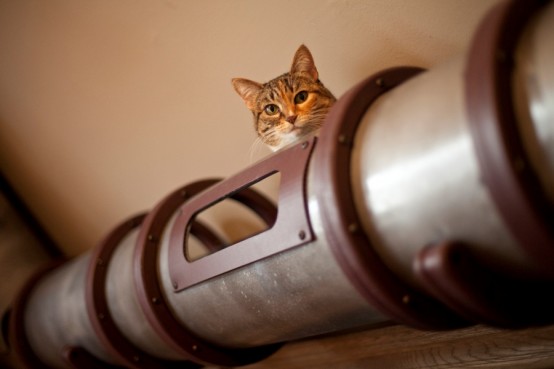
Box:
[232,45,336,151]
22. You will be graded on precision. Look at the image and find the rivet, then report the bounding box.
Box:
[192,344,198,351]
[147,234,156,242]
[172,281,178,290]
[298,230,306,240]
[402,294,411,304]
[301,141,309,149]
[338,134,347,144]
[348,223,359,233]
[376,78,385,87]
[180,190,188,199]
[151,297,160,304]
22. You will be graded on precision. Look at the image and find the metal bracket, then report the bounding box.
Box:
[168,137,316,291]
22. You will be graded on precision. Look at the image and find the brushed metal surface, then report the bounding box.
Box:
[105,227,182,360]
[24,255,114,368]
[350,57,537,290]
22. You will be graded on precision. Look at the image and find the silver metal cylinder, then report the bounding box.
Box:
[350,57,535,288]
[105,227,182,360]
[9,1,554,368]
[23,254,114,368]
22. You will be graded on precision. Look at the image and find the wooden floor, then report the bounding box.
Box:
[220,324,554,369]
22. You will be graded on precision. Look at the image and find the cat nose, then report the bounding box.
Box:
[286,115,298,124]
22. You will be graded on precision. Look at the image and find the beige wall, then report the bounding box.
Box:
[0,0,500,255]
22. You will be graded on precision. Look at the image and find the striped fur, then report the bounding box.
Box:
[233,45,336,151]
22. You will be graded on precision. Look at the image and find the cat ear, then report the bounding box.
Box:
[290,44,319,81]
[232,78,262,110]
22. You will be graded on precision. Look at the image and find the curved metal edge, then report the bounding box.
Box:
[133,179,280,367]
[312,66,470,330]
[7,260,64,369]
[86,212,192,369]
[414,241,554,328]
[465,0,554,275]
[189,221,226,254]
[63,346,124,369]
[226,182,278,228]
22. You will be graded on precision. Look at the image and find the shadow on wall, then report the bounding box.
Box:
[0,174,61,365]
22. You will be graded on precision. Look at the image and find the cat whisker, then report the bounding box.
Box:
[249,136,267,163]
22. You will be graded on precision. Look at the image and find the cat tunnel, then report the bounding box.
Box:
[5,0,554,367]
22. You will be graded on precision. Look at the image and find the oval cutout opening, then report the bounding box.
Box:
[185,172,280,262]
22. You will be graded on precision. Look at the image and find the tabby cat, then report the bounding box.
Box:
[232,45,336,151]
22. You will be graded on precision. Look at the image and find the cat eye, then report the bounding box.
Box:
[294,91,308,104]
[264,104,280,115]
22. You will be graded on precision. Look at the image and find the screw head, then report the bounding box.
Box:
[348,223,359,233]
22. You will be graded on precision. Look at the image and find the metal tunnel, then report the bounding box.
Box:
[5,0,554,367]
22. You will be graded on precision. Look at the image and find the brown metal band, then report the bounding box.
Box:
[312,67,469,330]
[188,221,226,254]
[85,213,194,369]
[133,179,280,367]
[8,260,64,369]
[414,241,554,327]
[465,0,554,274]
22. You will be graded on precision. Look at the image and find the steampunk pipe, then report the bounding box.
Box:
[6,0,554,367]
